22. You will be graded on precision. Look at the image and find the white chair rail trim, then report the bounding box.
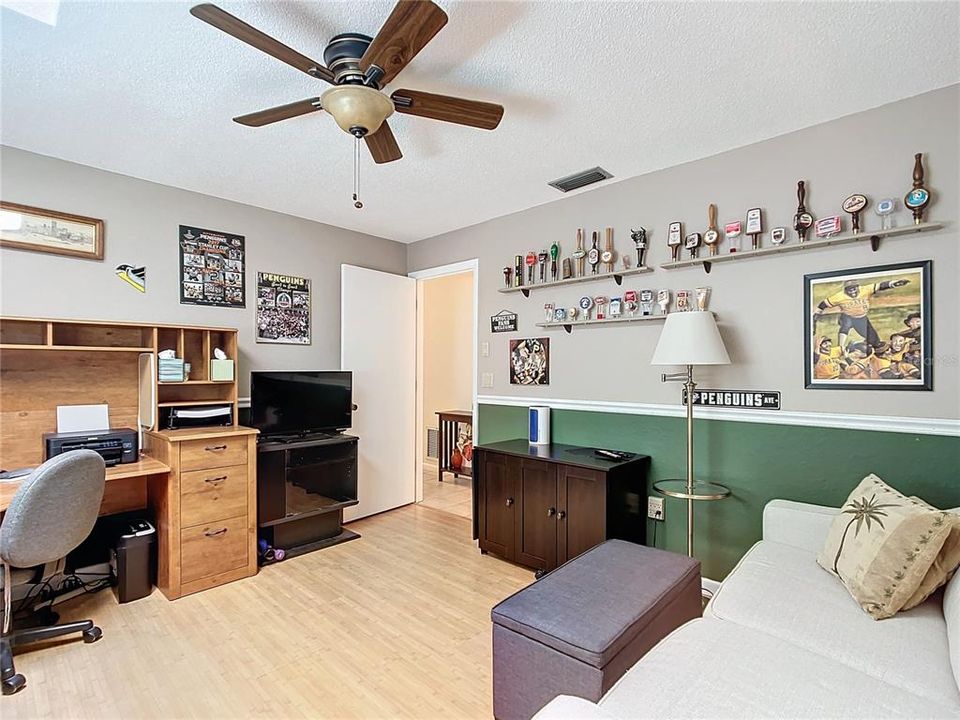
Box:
[477,395,959,437]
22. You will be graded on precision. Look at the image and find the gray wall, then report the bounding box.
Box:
[408,85,959,421]
[0,146,407,395]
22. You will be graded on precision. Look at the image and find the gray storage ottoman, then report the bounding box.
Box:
[491,539,701,720]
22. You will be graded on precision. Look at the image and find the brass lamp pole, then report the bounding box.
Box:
[651,312,731,558]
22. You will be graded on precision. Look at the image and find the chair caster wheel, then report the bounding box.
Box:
[82,627,102,643]
[2,673,26,695]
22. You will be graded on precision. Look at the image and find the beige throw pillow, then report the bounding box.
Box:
[901,497,960,611]
[818,474,957,620]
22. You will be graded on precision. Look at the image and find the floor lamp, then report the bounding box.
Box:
[650,311,731,557]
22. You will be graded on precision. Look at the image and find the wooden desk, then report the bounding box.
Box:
[0,455,170,513]
[436,410,473,483]
[0,315,255,601]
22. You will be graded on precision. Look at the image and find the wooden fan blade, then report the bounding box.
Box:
[190,4,334,83]
[391,89,503,130]
[360,0,448,86]
[233,98,322,127]
[365,122,403,164]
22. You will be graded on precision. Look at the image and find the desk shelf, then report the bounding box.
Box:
[0,343,154,352]
[498,266,654,297]
[660,222,943,273]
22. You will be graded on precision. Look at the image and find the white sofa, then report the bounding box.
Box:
[535,499,960,719]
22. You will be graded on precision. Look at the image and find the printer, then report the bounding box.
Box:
[43,428,139,466]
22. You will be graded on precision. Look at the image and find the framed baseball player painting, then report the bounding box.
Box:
[804,260,932,390]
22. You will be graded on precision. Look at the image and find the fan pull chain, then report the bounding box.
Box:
[353,137,363,209]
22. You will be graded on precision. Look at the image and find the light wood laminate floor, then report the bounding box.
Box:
[6,505,532,719]
[419,465,472,520]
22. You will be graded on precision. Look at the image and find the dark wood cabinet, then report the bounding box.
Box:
[515,459,557,570]
[474,440,649,574]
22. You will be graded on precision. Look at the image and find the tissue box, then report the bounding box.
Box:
[158,358,185,383]
[210,359,235,382]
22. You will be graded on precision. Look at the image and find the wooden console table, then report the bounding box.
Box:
[436,410,473,482]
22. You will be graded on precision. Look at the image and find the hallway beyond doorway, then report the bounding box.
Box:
[419,464,471,520]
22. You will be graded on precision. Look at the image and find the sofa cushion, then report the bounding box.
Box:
[817,474,956,619]
[708,539,960,708]
[491,540,700,668]
[595,618,958,719]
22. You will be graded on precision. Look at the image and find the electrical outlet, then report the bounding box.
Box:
[480,341,490,357]
[647,496,665,520]
[481,372,494,388]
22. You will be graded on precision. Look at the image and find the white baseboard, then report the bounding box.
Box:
[477,395,959,437]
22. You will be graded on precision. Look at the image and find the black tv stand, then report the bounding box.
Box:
[256,433,359,560]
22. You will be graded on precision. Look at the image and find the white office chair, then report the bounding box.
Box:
[1,450,106,695]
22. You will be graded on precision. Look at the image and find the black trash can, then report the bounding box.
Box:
[110,520,156,603]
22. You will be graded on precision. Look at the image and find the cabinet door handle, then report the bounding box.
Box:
[204,444,228,452]
[505,497,514,507]
[547,507,556,517]
[204,527,228,537]
[557,510,566,520]
[204,475,227,484]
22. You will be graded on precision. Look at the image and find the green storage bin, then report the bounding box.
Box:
[210,358,235,381]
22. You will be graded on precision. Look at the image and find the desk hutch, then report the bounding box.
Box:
[0,316,258,599]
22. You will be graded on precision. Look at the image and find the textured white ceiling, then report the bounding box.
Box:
[2,1,958,243]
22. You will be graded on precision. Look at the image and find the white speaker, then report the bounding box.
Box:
[528,406,551,445]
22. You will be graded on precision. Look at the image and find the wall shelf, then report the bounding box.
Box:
[498,266,654,297]
[536,314,669,334]
[659,222,943,273]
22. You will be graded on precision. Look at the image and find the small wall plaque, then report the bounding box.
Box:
[491,310,518,333]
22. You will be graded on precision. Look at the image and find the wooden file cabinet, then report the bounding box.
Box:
[474,440,649,575]
[145,427,259,599]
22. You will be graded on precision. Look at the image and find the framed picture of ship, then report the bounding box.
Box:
[0,201,103,260]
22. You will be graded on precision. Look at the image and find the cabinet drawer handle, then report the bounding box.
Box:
[204,445,228,452]
[557,510,566,520]
[204,475,227,484]
[204,527,228,537]
[547,507,556,517]
[505,497,514,507]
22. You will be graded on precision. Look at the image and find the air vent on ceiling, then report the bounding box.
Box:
[548,166,613,193]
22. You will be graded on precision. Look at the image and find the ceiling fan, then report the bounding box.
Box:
[190,0,504,183]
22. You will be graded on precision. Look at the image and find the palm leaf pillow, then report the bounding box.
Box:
[817,474,958,619]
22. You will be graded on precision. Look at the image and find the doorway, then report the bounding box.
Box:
[410,260,478,522]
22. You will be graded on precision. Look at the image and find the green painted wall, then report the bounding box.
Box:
[478,404,960,579]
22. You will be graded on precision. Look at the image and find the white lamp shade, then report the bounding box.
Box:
[651,311,730,366]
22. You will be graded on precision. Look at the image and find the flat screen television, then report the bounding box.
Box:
[250,371,352,438]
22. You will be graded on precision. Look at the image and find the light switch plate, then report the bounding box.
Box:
[481,372,494,388]
[481,341,490,357]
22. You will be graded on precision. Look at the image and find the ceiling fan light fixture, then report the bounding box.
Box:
[321,85,394,137]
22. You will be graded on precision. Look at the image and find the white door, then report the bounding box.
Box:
[341,265,417,521]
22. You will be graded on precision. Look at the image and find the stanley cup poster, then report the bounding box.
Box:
[179,225,245,307]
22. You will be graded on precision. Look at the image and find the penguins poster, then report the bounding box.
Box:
[115,264,145,292]
[179,225,245,308]
[256,272,311,345]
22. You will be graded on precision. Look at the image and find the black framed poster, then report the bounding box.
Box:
[804,260,932,391]
[179,225,245,308]
[256,272,311,345]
